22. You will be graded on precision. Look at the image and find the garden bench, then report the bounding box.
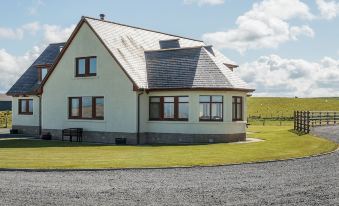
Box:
[62,128,83,142]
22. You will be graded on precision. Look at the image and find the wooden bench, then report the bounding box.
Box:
[62,128,83,142]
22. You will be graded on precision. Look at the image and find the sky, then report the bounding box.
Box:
[0,0,339,97]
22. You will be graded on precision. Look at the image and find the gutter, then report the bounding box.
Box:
[137,90,144,145]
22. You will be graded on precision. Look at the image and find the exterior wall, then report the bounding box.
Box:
[38,22,249,144]
[42,23,137,138]
[12,96,40,135]
[140,91,248,136]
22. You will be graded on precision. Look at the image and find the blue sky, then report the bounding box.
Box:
[1,0,339,97]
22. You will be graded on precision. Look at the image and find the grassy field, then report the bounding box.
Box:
[247,97,339,118]
[0,125,336,169]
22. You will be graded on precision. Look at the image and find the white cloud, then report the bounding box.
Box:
[184,0,224,6]
[21,22,41,35]
[42,24,75,43]
[235,55,339,97]
[202,0,314,53]
[0,47,42,93]
[289,25,314,40]
[0,23,74,93]
[316,0,339,20]
[0,22,42,40]
[27,0,44,16]
[0,27,24,40]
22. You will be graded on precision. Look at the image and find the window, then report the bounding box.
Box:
[75,56,97,77]
[41,67,48,80]
[149,96,189,121]
[18,99,33,115]
[68,96,104,120]
[37,65,50,82]
[232,96,243,121]
[199,96,223,121]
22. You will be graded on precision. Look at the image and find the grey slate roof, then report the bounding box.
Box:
[7,43,64,95]
[85,17,253,91]
[146,46,234,88]
[7,17,254,95]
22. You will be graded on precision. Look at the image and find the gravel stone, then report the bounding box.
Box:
[0,127,338,206]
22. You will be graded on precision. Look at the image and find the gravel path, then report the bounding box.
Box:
[0,129,338,206]
[311,125,339,142]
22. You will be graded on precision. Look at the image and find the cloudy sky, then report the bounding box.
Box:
[0,0,339,97]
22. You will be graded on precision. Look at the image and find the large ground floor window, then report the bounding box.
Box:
[149,96,189,121]
[199,96,223,121]
[68,96,104,120]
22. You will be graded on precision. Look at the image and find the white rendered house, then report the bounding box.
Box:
[7,15,254,144]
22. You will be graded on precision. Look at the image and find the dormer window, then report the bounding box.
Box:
[159,39,180,49]
[75,56,97,77]
[224,63,239,72]
[37,65,50,82]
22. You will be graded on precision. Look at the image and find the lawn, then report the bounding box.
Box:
[0,126,337,169]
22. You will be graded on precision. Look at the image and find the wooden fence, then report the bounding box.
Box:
[294,111,339,133]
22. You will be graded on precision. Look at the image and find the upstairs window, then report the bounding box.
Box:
[75,56,97,77]
[68,96,104,120]
[149,96,189,121]
[18,99,33,115]
[199,96,223,121]
[232,96,243,121]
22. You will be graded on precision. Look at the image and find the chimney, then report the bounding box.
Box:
[99,14,105,20]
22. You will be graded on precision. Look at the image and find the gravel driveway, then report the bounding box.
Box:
[0,129,338,206]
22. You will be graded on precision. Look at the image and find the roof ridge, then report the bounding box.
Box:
[83,16,204,43]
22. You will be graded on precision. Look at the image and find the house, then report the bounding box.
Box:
[7,15,254,144]
[0,94,12,111]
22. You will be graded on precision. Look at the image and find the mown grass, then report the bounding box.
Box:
[0,126,336,169]
[248,97,339,118]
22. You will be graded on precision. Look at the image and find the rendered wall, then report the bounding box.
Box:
[42,22,137,133]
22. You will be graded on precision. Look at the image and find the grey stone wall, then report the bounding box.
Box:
[42,129,245,145]
[140,133,246,145]
[42,129,137,144]
[12,125,40,136]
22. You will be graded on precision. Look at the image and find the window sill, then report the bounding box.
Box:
[73,76,99,80]
[18,113,33,115]
[67,119,106,123]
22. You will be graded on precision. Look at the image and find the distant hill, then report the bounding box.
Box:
[247,97,339,118]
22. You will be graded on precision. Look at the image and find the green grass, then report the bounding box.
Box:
[0,126,336,169]
[248,97,339,118]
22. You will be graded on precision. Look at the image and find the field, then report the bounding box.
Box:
[247,97,339,118]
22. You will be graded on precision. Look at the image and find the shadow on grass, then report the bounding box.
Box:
[288,129,307,136]
[0,139,111,149]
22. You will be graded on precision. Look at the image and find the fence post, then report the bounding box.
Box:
[294,111,296,130]
[307,111,310,133]
[335,112,337,125]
